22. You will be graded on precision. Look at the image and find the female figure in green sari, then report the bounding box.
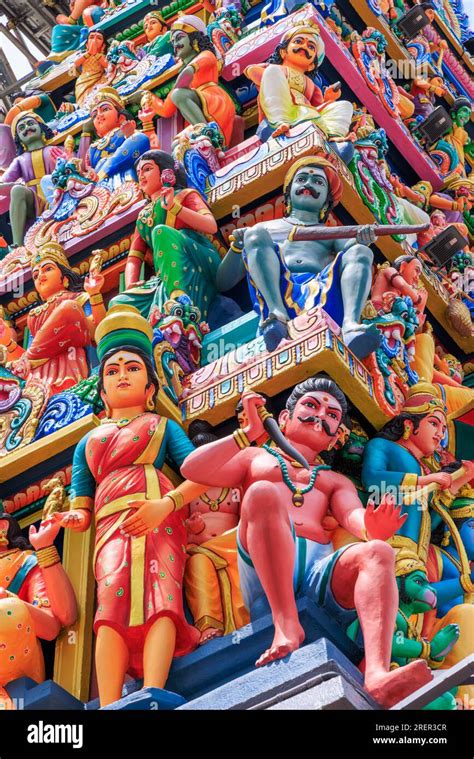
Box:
[112,150,239,328]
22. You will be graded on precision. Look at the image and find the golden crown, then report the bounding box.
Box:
[30,242,71,271]
[395,548,426,577]
[90,87,124,112]
[401,382,447,416]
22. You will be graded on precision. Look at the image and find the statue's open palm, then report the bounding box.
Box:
[364,494,407,541]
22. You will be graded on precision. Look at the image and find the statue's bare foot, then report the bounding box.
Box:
[272,123,291,138]
[57,13,73,23]
[199,627,224,645]
[255,621,304,667]
[365,660,432,709]
[342,322,382,359]
[261,312,289,352]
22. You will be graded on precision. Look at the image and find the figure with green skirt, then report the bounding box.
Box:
[111,150,241,329]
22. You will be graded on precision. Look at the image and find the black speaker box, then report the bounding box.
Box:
[418,106,453,145]
[396,6,431,40]
[422,225,469,268]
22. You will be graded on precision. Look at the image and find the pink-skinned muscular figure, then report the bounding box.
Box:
[181,375,434,708]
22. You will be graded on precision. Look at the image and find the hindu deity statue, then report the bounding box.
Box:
[390,551,459,710]
[144,15,237,148]
[431,97,473,178]
[405,75,448,125]
[425,495,474,707]
[396,176,474,225]
[0,112,64,248]
[181,375,437,708]
[71,29,108,107]
[361,383,474,684]
[371,255,473,415]
[8,242,106,395]
[0,511,77,709]
[347,546,461,710]
[216,155,382,358]
[78,87,150,189]
[184,420,249,644]
[417,209,470,252]
[371,255,428,318]
[142,11,174,58]
[53,305,211,706]
[51,0,109,57]
[110,149,239,328]
[245,21,353,141]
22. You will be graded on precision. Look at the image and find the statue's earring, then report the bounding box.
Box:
[146,395,155,411]
[63,278,69,289]
[319,206,327,221]
[286,200,292,215]
[192,39,200,52]
[402,423,411,440]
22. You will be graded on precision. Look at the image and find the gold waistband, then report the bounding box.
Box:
[96,492,146,521]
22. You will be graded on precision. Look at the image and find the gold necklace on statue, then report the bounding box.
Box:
[200,488,231,512]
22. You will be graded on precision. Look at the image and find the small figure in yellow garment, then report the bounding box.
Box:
[54,306,207,707]
[71,29,108,107]
[184,421,249,644]
[0,511,77,710]
[145,15,236,147]
[245,22,353,140]
[8,242,106,395]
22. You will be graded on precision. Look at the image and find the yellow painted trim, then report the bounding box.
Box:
[134,416,167,465]
[18,508,43,530]
[96,493,146,522]
[128,465,161,627]
[129,535,146,627]
[71,496,93,511]
[53,524,96,702]
[182,337,388,429]
[401,473,418,490]
[0,414,100,483]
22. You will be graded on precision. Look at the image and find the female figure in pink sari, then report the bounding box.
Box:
[55,305,203,706]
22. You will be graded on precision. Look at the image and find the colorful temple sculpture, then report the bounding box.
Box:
[0,0,472,713]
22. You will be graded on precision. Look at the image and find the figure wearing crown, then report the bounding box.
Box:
[144,15,236,148]
[362,383,474,703]
[245,22,353,140]
[7,243,106,395]
[362,382,474,564]
[53,306,211,706]
[142,11,174,58]
[79,87,150,189]
[423,493,474,708]
[110,149,239,327]
[0,112,65,248]
[216,155,381,358]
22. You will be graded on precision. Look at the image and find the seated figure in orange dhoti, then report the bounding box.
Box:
[184,420,249,644]
[145,15,236,148]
